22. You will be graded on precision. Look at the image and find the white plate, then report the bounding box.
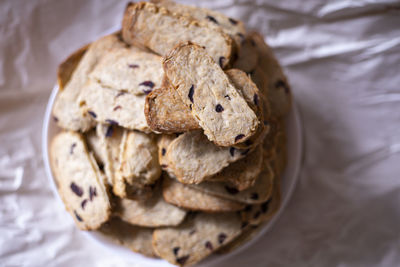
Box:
[42,33,302,266]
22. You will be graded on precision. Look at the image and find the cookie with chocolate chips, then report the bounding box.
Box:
[164,42,259,146]
[162,176,245,212]
[150,0,247,49]
[114,183,186,227]
[50,131,111,230]
[122,2,234,68]
[152,212,242,266]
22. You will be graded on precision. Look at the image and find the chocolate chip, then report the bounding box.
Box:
[88,111,97,118]
[81,199,88,209]
[189,229,196,235]
[235,134,245,142]
[113,105,122,111]
[188,85,194,103]
[53,116,59,122]
[253,94,259,106]
[224,95,231,100]
[219,57,225,68]
[176,255,190,265]
[275,79,290,93]
[128,64,139,68]
[250,193,259,200]
[116,91,126,97]
[263,120,269,126]
[229,18,238,25]
[237,33,245,43]
[241,221,249,229]
[105,119,118,125]
[70,182,83,197]
[173,247,180,256]
[205,241,213,251]
[241,149,250,155]
[246,69,255,76]
[244,205,252,212]
[253,211,261,219]
[105,125,114,137]
[189,104,192,110]
[245,139,253,146]
[206,15,218,24]
[89,186,97,201]
[139,80,155,88]
[218,233,227,244]
[215,104,224,112]
[261,199,271,213]
[229,147,235,157]
[225,186,239,195]
[74,211,83,222]
[161,148,166,156]
[98,163,104,171]
[70,143,77,154]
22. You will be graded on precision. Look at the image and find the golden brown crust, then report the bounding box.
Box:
[57,44,90,91]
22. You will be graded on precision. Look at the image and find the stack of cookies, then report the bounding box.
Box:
[50,1,291,266]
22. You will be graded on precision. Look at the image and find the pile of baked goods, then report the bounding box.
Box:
[50,1,291,266]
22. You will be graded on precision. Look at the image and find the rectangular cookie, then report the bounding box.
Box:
[162,176,245,212]
[53,33,125,132]
[145,78,199,133]
[113,130,161,199]
[50,131,111,230]
[86,124,125,186]
[78,79,150,132]
[122,2,234,68]
[151,0,246,48]
[187,163,275,204]
[152,212,242,266]
[89,46,164,96]
[100,218,157,258]
[164,42,259,146]
[114,183,186,227]
[165,130,249,184]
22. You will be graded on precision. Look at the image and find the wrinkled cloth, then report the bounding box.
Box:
[1,0,400,266]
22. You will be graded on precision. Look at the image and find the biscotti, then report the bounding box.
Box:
[164,42,259,146]
[50,131,111,230]
[122,2,234,68]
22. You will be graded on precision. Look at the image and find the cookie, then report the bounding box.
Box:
[240,175,281,226]
[146,68,263,135]
[89,46,164,96]
[113,130,161,199]
[152,212,242,266]
[53,33,125,132]
[100,217,157,258]
[86,124,125,186]
[225,69,269,150]
[208,144,264,191]
[164,43,259,146]
[50,131,111,230]
[187,163,274,204]
[250,32,292,118]
[217,224,262,254]
[115,184,186,227]
[57,43,90,91]
[145,78,199,133]
[78,79,150,132]
[151,0,246,48]
[165,130,248,184]
[122,2,234,68]
[271,129,288,178]
[162,177,245,212]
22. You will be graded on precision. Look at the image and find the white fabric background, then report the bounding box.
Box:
[1,0,400,266]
